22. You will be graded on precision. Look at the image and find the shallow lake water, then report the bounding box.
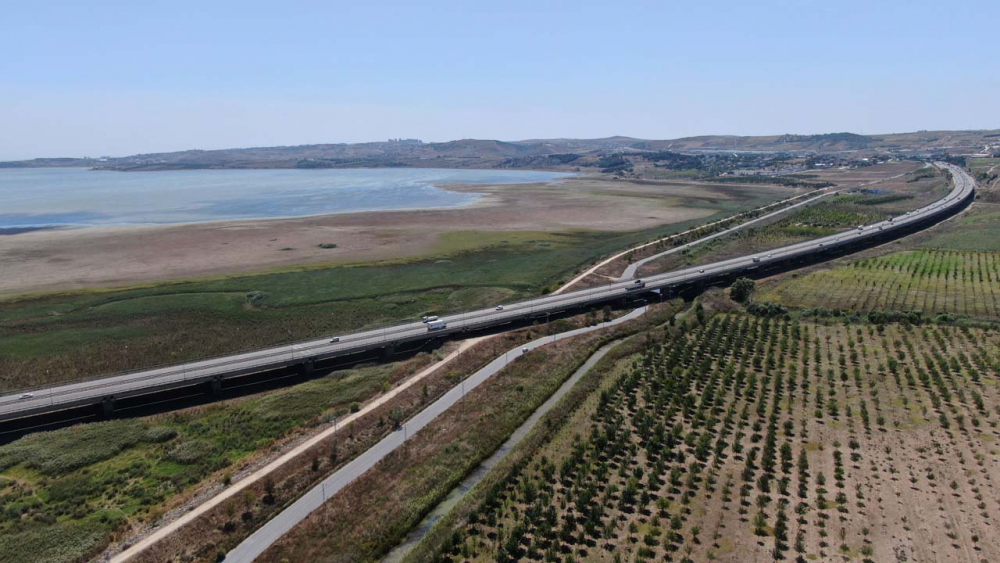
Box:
[0,167,572,227]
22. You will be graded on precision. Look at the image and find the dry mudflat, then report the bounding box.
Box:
[0,175,786,297]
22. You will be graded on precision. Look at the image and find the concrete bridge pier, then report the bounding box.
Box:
[381,345,397,360]
[297,360,315,379]
[209,376,223,395]
[99,396,115,419]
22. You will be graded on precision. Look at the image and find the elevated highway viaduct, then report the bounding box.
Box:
[0,163,974,432]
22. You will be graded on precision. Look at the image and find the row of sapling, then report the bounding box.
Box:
[422,310,1000,562]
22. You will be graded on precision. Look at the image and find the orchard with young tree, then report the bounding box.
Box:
[426,308,1000,562]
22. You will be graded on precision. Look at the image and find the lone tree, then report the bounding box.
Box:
[730,277,756,303]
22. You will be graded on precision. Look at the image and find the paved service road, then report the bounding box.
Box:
[619,190,833,281]
[617,168,915,281]
[383,337,627,563]
[222,306,648,563]
[0,164,975,424]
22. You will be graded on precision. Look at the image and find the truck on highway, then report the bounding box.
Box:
[626,279,646,291]
[427,320,447,331]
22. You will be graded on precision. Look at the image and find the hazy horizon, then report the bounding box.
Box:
[2,0,998,161]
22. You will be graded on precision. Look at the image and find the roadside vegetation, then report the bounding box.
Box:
[631,167,948,280]
[256,303,684,563]
[0,355,441,563]
[111,306,667,563]
[1,305,636,563]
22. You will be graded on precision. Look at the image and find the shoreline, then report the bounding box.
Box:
[0,226,57,236]
[0,169,580,233]
[0,173,548,242]
[0,188,497,234]
[0,174,768,298]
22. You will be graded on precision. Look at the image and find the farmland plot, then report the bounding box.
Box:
[760,250,1000,319]
[425,314,1000,563]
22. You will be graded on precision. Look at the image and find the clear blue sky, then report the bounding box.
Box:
[1,0,997,160]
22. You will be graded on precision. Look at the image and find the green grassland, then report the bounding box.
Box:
[0,360,406,563]
[919,209,1000,251]
[968,157,1000,177]
[0,230,624,390]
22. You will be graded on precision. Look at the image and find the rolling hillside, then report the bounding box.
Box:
[2,130,998,171]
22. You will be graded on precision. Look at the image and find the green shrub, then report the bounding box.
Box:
[145,426,178,443]
[47,473,99,503]
[0,520,107,563]
[0,420,160,476]
[166,439,219,465]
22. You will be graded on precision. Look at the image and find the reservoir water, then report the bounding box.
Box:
[0,167,572,228]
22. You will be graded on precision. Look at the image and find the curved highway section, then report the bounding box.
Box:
[0,163,975,424]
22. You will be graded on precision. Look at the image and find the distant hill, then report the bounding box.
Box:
[3,129,998,171]
[0,157,103,168]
